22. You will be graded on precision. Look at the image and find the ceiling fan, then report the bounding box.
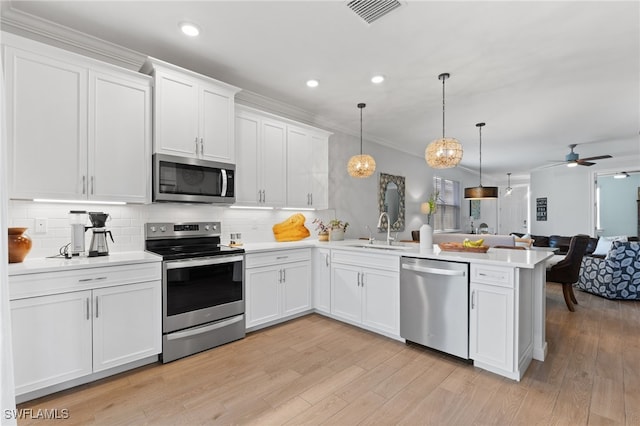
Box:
[560,144,613,167]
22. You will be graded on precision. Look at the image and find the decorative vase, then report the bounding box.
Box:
[318,232,329,242]
[419,223,433,251]
[329,229,344,241]
[8,227,32,263]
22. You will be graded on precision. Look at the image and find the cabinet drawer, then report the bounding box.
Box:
[470,264,514,288]
[245,248,311,268]
[9,262,161,300]
[331,250,400,272]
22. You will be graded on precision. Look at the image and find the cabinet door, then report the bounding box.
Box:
[261,119,287,206]
[286,127,313,208]
[89,71,151,203]
[235,112,261,204]
[5,47,87,200]
[361,269,399,336]
[200,82,235,163]
[154,71,198,157]
[246,266,281,328]
[310,133,329,209]
[11,291,93,395]
[282,261,312,317]
[331,264,362,323]
[92,281,161,372]
[469,282,514,371]
[313,248,331,314]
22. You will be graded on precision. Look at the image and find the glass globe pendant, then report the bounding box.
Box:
[348,103,376,178]
[425,73,463,169]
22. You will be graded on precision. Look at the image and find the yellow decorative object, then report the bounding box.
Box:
[463,238,485,248]
[273,213,310,242]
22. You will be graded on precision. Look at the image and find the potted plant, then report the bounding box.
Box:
[312,218,330,241]
[328,219,349,241]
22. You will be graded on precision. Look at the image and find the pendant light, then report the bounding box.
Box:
[464,123,498,199]
[505,173,513,196]
[425,73,463,169]
[348,103,376,178]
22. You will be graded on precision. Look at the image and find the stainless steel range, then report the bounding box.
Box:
[145,222,245,363]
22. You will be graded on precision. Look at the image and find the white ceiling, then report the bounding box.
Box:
[2,1,639,179]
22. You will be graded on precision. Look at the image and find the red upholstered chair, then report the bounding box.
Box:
[546,234,591,311]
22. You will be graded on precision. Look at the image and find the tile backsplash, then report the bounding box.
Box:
[8,200,334,258]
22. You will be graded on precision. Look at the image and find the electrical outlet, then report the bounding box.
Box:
[35,218,47,234]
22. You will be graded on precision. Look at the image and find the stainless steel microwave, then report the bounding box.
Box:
[153,154,235,204]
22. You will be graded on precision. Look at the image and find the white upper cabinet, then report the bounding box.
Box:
[3,33,151,203]
[141,57,240,163]
[235,105,330,208]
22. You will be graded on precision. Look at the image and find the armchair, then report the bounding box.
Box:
[577,241,640,300]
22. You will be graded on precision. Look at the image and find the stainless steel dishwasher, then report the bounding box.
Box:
[400,257,469,359]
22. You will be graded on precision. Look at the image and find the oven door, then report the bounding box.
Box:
[163,254,244,333]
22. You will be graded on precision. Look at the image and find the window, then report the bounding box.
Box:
[433,176,461,231]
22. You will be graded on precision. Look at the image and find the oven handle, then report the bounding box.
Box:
[166,315,244,341]
[165,254,244,270]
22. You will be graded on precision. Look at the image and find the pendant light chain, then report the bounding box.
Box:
[441,75,446,138]
[360,104,364,154]
[478,124,483,186]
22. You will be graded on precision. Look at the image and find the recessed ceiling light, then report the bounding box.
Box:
[180,22,200,37]
[306,79,319,88]
[371,75,385,84]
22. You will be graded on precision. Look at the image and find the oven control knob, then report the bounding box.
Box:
[204,224,210,231]
[149,226,156,233]
[212,224,218,231]
[160,226,167,232]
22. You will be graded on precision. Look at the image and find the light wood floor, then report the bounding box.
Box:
[18,284,640,425]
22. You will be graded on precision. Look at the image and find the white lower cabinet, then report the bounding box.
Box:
[11,291,94,395]
[468,263,533,381]
[9,261,161,399]
[330,250,400,339]
[469,281,514,372]
[245,249,312,329]
[312,248,331,314]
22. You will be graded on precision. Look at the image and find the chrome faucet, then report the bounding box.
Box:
[377,212,394,245]
[365,225,374,244]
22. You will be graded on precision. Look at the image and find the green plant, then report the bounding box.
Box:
[329,219,349,232]
[422,191,440,225]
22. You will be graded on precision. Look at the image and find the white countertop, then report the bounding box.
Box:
[8,251,162,276]
[242,239,553,269]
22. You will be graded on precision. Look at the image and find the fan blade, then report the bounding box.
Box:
[579,154,612,162]
[577,161,595,166]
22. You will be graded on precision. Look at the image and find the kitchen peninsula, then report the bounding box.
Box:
[243,240,554,381]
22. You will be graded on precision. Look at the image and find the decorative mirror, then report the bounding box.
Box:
[378,173,405,231]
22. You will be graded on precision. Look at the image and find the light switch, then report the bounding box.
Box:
[35,218,47,234]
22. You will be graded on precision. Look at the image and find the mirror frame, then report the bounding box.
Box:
[378,172,405,232]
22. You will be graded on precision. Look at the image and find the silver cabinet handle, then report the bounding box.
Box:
[276,256,288,260]
[257,190,262,203]
[310,193,313,205]
[200,138,204,155]
[86,297,90,320]
[471,290,475,309]
[78,276,108,283]
[262,190,266,203]
[283,269,286,283]
[357,272,361,287]
[361,272,365,287]
[90,176,94,195]
[278,269,283,283]
[95,296,99,318]
[82,175,86,195]
[325,254,329,267]
[194,137,198,154]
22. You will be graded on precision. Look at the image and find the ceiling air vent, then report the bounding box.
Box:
[347,0,404,24]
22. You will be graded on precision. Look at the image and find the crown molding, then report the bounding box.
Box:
[0,2,146,70]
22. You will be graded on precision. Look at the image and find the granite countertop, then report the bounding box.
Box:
[241,239,553,269]
[8,251,162,276]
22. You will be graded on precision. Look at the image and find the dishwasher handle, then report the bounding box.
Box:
[402,263,466,277]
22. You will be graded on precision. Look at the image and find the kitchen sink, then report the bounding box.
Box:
[346,243,413,251]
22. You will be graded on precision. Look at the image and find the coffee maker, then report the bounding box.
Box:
[87,212,114,257]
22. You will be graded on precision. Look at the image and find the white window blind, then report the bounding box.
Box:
[433,176,460,231]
